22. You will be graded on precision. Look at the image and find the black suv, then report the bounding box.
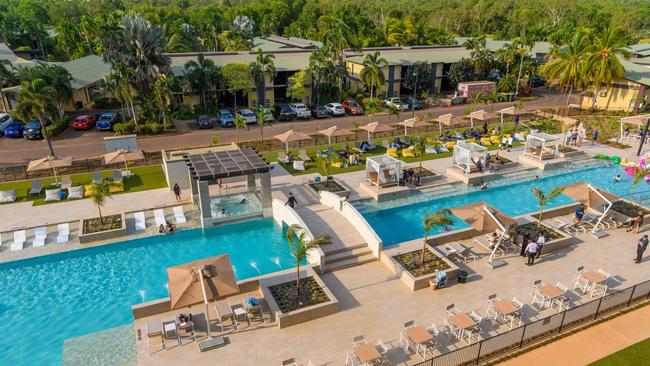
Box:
[274,103,296,121]
[310,105,329,118]
[197,115,214,129]
[527,77,546,87]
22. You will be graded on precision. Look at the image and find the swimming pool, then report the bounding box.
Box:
[356,162,636,246]
[0,218,297,365]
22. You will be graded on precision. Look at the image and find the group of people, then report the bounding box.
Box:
[158,221,176,234]
[520,231,546,265]
[566,122,594,146]
[401,168,421,186]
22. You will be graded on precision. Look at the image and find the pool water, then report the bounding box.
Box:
[357,163,637,246]
[0,218,297,365]
[210,192,262,220]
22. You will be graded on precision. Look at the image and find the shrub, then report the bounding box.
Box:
[171,105,193,120]
[46,116,71,137]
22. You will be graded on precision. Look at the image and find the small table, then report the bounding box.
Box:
[354,343,381,363]
[582,271,607,284]
[450,313,476,330]
[539,285,563,300]
[406,325,434,345]
[163,321,180,345]
[233,307,250,326]
[494,300,519,315]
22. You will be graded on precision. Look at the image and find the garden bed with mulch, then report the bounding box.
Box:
[603,141,631,149]
[82,214,123,234]
[393,249,451,277]
[611,201,650,217]
[307,178,350,197]
[559,145,577,153]
[517,222,563,240]
[268,277,330,313]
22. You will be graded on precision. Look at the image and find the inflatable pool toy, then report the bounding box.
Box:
[594,154,621,164]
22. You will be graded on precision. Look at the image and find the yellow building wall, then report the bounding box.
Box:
[581,79,642,111]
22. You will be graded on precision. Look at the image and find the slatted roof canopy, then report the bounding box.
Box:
[184,148,269,180]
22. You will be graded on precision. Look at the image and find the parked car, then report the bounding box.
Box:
[96,112,123,131]
[236,108,257,124]
[70,115,96,130]
[274,103,296,121]
[2,120,24,138]
[197,115,214,129]
[0,113,12,125]
[341,100,365,115]
[404,97,423,110]
[527,77,546,87]
[324,102,345,117]
[384,97,408,110]
[310,105,329,118]
[263,107,275,122]
[23,119,43,140]
[216,109,235,127]
[289,103,311,119]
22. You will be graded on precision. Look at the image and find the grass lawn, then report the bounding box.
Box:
[589,337,650,365]
[0,165,168,206]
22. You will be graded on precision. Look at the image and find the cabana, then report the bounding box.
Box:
[465,110,497,129]
[497,106,532,130]
[524,132,559,160]
[619,114,650,142]
[433,113,465,134]
[359,122,393,140]
[562,182,619,234]
[365,154,401,189]
[397,117,430,135]
[452,142,488,174]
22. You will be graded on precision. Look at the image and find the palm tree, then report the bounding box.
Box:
[421,209,454,263]
[184,53,220,111]
[285,224,330,299]
[90,180,113,224]
[233,113,249,144]
[79,15,99,54]
[513,35,535,97]
[541,31,589,106]
[412,135,427,171]
[44,65,73,118]
[360,51,388,100]
[583,26,630,109]
[0,59,15,112]
[249,49,276,107]
[386,104,400,121]
[255,106,273,142]
[15,79,58,156]
[531,187,564,227]
[496,43,518,76]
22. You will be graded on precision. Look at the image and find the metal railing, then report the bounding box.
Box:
[414,279,650,366]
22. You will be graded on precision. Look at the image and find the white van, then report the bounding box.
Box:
[289,103,311,119]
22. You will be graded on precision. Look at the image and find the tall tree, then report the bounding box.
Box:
[541,31,589,105]
[360,51,388,100]
[513,35,535,97]
[0,60,15,112]
[248,49,276,107]
[284,224,330,300]
[255,106,273,141]
[221,63,252,110]
[15,78,58,156]
[183,53,220,111]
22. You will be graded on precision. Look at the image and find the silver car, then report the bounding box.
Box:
[236,109,257,124]
[325,103,345,117]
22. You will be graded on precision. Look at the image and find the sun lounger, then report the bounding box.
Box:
[11,230,26,251]
[173,206,186,224]
[60,175,72,190]
[33,227,47,247]
[298,149,311,162]
[277,152,290,164]
[29,179,43,196]
[214,300,236,331]
[292,160,306,171]
[134,212,146,231]
[0,189,16,203]
[154,209,166,227]
[146,319,165,353]
[92,171,103,184]
[112,170,123,182]
[57,223,69,244]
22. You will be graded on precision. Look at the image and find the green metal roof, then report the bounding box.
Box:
[621,58,650,86]
[0,43,17,62]
[50,55,111,89]
[251,36,322,51]
[455,37,552,56]
[169,50,313,75]
[345,46,472,65]
[628,43,650,53]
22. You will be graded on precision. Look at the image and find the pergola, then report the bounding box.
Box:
[433,113,465,135]
[524,132,559,160]
[465,110,497,129]
[497,106,532,130]
[619,114,650,142]
[452,142,488,174]
[365,154,401,189]
[184,148,271,226]
[396,117,431,135]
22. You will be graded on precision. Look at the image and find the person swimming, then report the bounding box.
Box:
[614,174,621,182]
[240,198,246,204]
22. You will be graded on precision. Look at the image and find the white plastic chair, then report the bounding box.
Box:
[11,230,26,251]
[57,223,69,244]
[33,227,47,247]
[134,212,146,231]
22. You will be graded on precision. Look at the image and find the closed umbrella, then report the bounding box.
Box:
[317,126,354,145]
[167,254,239,338]
[397,117,430,136]
[359,122,393,140]
[103,149,145,175]
[274,129,313,153]
[27,155,72,184]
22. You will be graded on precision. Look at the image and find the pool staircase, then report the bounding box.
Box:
[322,243,376,272]
[62,325,137,366]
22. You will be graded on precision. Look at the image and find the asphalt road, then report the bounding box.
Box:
[0,90,570,166]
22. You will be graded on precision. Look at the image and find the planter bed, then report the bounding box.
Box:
[306,177,351,198]
[607,200,650,225]
[78,213,127,243]
[267,277,330,313]
[404,166,441,186]
[393,249,451,277]
[516,221,572,255]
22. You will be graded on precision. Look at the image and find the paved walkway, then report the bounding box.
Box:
[297,204,366,253]
[500,305,650,366]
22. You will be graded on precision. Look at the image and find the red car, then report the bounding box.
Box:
[341,100,365,115]
[71,115,96,130]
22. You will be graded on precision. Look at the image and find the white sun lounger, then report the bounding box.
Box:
[11,230,26,251]
[57,223,69,244]
[33,227,47,247]
[134,212,146,231]
[173,206,186,224]
[154,209,166,227]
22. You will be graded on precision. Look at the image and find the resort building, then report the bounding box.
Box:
[580,58,650,112]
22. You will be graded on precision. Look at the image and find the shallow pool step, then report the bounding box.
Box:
[325,252,377,272]
[324,243,369,256]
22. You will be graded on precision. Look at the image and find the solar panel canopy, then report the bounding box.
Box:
[185,148,269,180]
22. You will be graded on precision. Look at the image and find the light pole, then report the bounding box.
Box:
[412,69,418,116]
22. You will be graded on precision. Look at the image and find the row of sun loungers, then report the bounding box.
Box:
[5,223,70,251]
[133,206,187,232]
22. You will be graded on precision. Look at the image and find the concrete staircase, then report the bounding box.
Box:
[323,243,376,272]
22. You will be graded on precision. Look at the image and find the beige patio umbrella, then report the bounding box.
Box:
[317,126,354,145]
[397,117,431,136]
[103,148,145,174]
[497,106,532,131]
[167,254,239,338]
[433,113,465,135]
[359,122,393,140]
[274,129,313,152]
[27,155,72,183]
[451,202,517,261]
[465,110,496,129]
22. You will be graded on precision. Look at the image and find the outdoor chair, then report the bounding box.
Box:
[399,321,416,351]
[573,266,589,293]
[33,227,47,247]
[145,319,164,353]
[591,283,608,297]
[162,320,180,348]
[551,282,571,312]
[11,230,26,251]
[60,175,72,190]
[231,303,250,327]
[173,206,187,224]
[344,350,359,366]
[92,171,103,184]
[112,170,123,183]
[29,179,43,196]
[298,149,311,161]
[134,212,146,231]
[57,223,69,244]
[282,359,297,366]
[214,300,236,332]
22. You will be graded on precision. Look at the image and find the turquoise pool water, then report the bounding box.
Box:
[357,163,635,246]
[0,218,296,365]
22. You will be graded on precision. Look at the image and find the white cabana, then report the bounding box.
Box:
[619,114,650,142]
[524,132,560,161]
[365,154,401,189]
[452,142,488,174]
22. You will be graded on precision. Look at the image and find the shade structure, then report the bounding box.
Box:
[103,148,145,173]
[433,113,465,134]
[562,182,618,209]
[619,114,650,142]
[274,129,313,152]
[523,132,559,161]
[451,202,517,234]
[167,254,239,337]
[397,117,430,135]
[359,122,393,140]
[27,155,72,183]
[465,110,496,128]
[317,126,354,145]
[498,107,532,130]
